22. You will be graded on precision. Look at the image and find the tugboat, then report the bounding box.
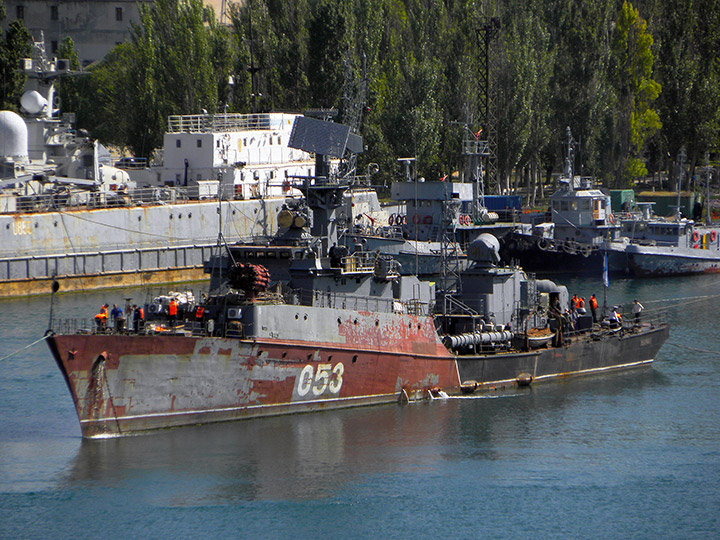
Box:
[500,127,621,275]
[611,202,720,276]
[501,128,720,277]
[45,119,670,438]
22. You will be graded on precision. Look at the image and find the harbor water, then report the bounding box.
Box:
[1,275,719,539]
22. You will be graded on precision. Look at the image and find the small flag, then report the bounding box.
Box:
[474,128,483,139]
[603,252,609,288]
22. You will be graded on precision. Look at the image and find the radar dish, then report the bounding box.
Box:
[288,116,362,158]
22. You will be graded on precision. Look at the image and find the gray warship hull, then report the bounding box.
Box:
[0,196,286,297]
[456,323,669,389]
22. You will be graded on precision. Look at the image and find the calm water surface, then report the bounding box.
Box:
[1,276,719,539]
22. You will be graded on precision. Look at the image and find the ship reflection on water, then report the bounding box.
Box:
[61,366,664,504]
[63,402,461,503]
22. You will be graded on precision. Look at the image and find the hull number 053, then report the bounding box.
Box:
[297,363,344,397]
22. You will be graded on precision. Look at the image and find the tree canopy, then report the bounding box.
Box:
[0,4,31,112]
[25,0,718,190]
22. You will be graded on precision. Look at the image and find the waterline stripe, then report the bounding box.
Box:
[80,392,396,425]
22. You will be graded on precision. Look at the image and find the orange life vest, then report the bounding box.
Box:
[168,300,177,316]
[590,297,598,309]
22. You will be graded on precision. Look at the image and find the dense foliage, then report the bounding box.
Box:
[0,2,31,112]
[15,0,720,190]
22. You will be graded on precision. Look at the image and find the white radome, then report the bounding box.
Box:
[0,110,29,158]
[20,90,48,115]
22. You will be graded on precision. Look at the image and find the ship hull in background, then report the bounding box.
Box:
[0,197,286,297]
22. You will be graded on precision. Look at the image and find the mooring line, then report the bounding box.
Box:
[664,341,720,356]
[0,334,51,362]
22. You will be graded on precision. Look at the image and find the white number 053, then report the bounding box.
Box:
[296,363,344,397]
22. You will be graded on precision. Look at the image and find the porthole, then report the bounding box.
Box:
[352,355,358,363]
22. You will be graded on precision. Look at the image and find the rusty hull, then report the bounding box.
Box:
[47,327,459,438]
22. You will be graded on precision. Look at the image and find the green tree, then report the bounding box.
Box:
[610,1,661,185]
[115,0,228,157]
[55,37,83,117]
[75,44,135,148]
[655,0,720,177]
[0,16,31,111]
[542,0,615,179]
[495,3,554,195]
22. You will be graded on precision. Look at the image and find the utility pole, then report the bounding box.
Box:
[477,16,501,193]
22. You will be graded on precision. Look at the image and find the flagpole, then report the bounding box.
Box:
[602,251,609,317]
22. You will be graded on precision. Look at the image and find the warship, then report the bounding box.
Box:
[46,118,669,438]
[500,128,720,276]
[342,128,515,278]
[0,38,318,297]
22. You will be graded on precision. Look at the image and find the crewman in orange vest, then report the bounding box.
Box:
[589,294,598,323]
[168,298,178,327]
[94,304,109,331]
[577,296,586,315]
[132,305,144,333]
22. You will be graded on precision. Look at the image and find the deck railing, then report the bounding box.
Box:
[167,113,297,134]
